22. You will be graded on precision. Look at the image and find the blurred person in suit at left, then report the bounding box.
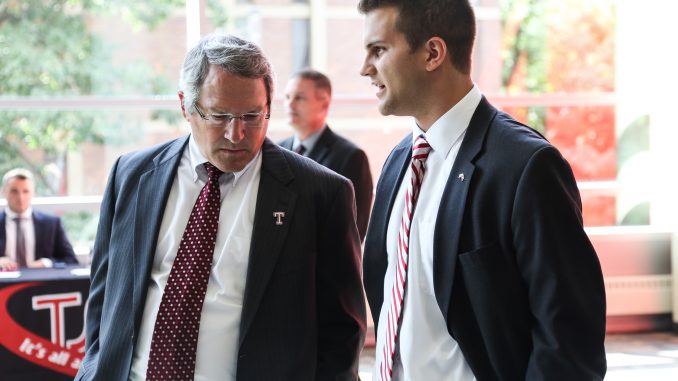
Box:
[0,168,78,271]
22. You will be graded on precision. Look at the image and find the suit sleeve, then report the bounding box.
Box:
[512,146,607,380]
[315,177,367,380]
[75,158,120,381]
[52,218,78,264]
[342,149,373,242]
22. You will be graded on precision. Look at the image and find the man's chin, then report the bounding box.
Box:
[289,121,304,131]
[378,101,394,116]
[212,152,250,173]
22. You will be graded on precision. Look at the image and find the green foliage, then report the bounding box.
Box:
[500,0,547,93]
[61,210,99,252]
[0,0,182,194]
[207,0,231,30]
[500,0,547,132]
[0,1,96,96]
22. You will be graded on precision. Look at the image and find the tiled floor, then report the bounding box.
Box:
[605,332,678,380]
[359,332,678,380]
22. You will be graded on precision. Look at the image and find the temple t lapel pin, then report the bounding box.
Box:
[273,211,285,225]
[458,173,465,182]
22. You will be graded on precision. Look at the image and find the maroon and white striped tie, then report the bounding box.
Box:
[380,135,432,381]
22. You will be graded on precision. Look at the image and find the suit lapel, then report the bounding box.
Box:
[0,212,5,257]
[132,136,187,327]
[433,97,496,321]
[32,212,46,259]
[363,136,411,316]
[307,126,335,164]
[373,139,411,256]
[239,139,296,346]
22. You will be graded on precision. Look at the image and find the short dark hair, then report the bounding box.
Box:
[358,0,476,74]
[291,68,332,98]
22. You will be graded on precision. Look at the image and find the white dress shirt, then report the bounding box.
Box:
[4,206,40,265]
[130,135,262,381]
[374,86,482,381]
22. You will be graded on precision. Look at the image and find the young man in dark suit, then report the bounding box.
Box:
[359,1,606,380]
[279,69,373,241]
[77,34,365,381]
[0,168,78,270]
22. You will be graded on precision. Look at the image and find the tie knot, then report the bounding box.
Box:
[203,162,223,180]
[412,135,431,161]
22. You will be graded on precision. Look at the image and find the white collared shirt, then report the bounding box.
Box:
[4,207,38,265]
[130,135,262,381]
[374,85,482,381]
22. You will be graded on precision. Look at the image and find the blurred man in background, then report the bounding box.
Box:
[0,168,78,271]
[280,69,373,241]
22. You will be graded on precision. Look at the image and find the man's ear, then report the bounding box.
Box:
[321,95,331,113]
[178,91,191,122]
[316,89,331,113]
[424,37,447,72]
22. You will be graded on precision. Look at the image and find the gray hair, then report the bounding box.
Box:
[179,34,275,113]
[2,168,34,188]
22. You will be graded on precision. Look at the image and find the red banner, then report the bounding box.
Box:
[0,282,84,377]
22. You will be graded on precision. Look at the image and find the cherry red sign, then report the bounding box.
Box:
[0,282,86,378]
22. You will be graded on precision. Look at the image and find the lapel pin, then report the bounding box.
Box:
[458,173,465,182]
[273,211,285,225]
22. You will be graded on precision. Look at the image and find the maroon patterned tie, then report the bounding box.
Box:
[380,135,431,381]
[146,162,223,381]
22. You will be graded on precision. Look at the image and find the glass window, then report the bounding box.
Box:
[3,0,671,255]
[0,1,188,253]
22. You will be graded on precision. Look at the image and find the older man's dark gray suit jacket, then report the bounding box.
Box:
[76,137,365,381]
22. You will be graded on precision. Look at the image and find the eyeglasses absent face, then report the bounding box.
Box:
[193,103,270,129]
[3,177,34,214]
[284,77,330,134]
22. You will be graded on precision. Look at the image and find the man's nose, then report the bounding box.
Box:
[224,120,246,143]
[360,57,373,77]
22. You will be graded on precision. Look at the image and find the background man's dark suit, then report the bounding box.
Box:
[279,126,373,240]
[77,136,365,381]
[0,210,78,264]
[364,97,607,380]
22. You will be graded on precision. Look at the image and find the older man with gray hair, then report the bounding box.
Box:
[1,167,77,270]
[77,34,365,381]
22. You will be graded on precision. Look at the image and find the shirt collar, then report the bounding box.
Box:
[293,125,326,153]
[5,206,32,220]
[188,134,259,186]
[413,84,482,158]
